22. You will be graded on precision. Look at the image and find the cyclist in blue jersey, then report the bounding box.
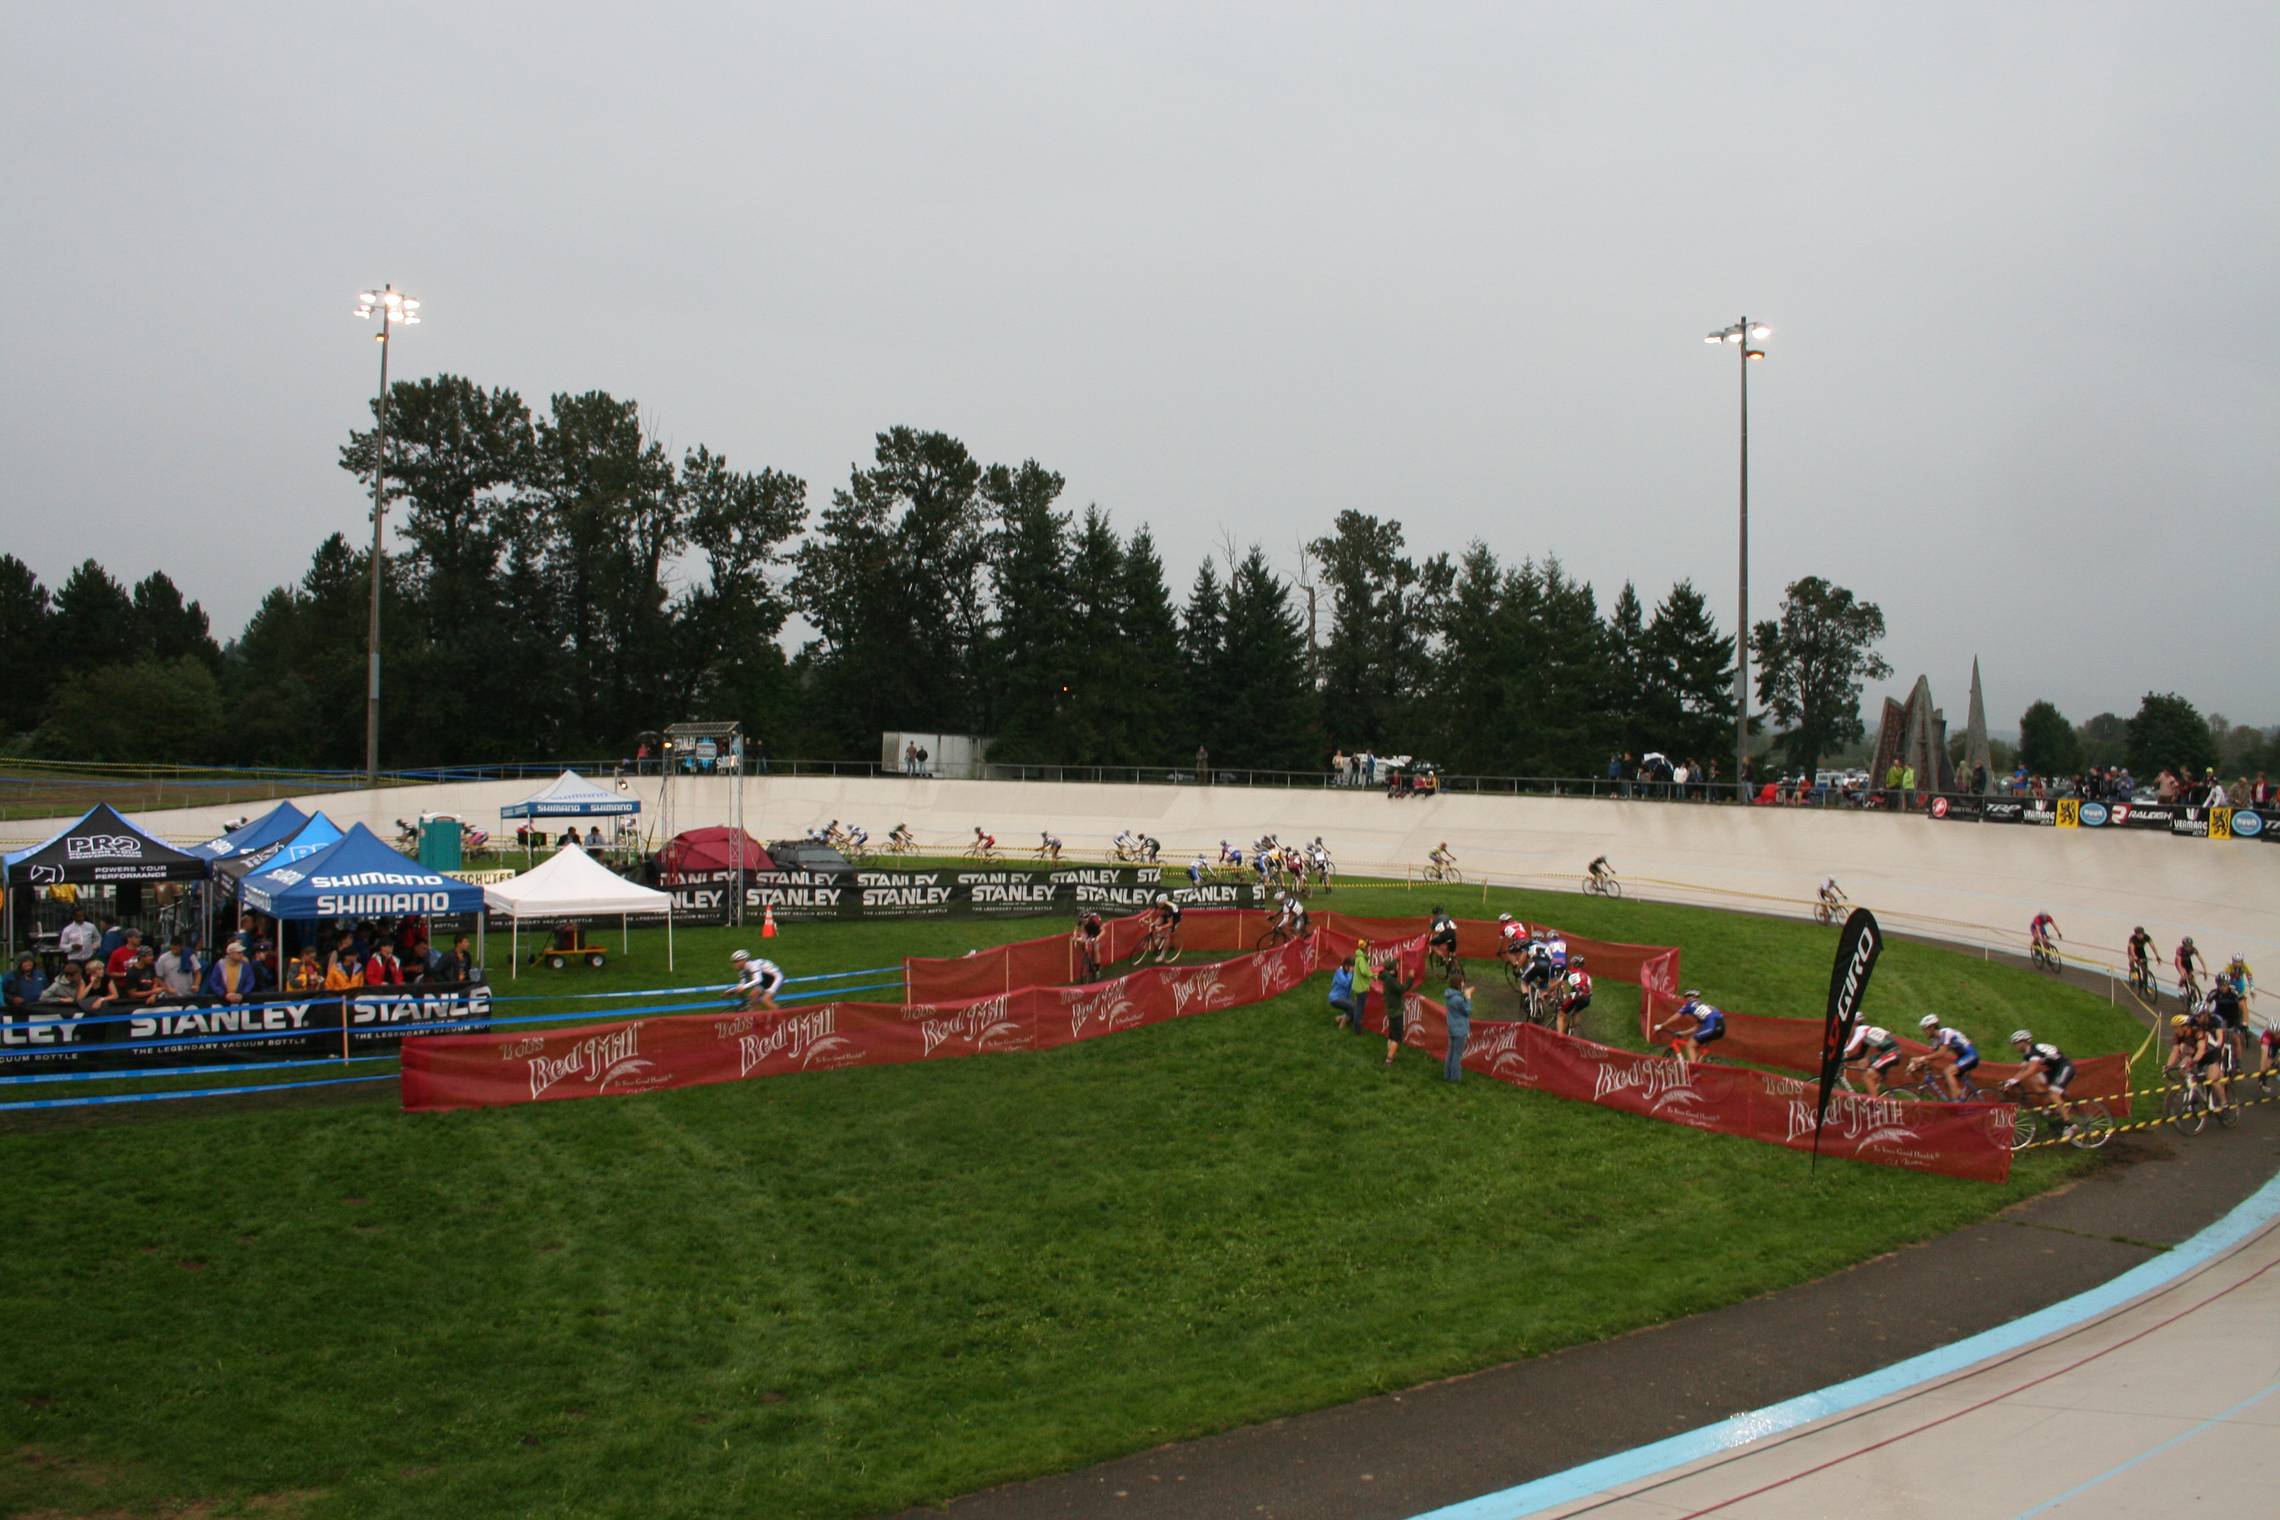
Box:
[1653,990,1724,1067]
[1912,1015,1982,1100]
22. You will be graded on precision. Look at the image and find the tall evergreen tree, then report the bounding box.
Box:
[128,572,221,671]
[1055,507,1128,764]
[1216,547,1319,770]
[1751,575,1891,777]
[1182,556,1230,764]
[0,556,53,738]
[981,461,1075,759]
[675,449,807,743]
[1413,544,1502,769]
[1641,578,1735,772]
[1309,510,1425,750]
[1116,526,1185,764]
[51,561,138,674]
[1604,581,1648,761]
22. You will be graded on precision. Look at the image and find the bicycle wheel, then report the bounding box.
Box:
[1603,878,1622,900]
[2067,1112,2116,1150]
[2167,1087,2209,1136]
[1814,904,1832,926]
[1501,958,1525,993]
[1580,876,1596,896]
[2008,1110,2039,1152]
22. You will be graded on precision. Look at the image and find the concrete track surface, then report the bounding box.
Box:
[15,774,2275,969]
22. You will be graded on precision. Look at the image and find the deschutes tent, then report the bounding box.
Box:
[197,801,310,859]
[659,827,773,881]
[482,842,674,979]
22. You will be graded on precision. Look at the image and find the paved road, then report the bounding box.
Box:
[900,1113,2280,1520]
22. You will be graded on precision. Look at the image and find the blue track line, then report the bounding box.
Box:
[0,1073,398,1111]
[2012,1378,2280,1517]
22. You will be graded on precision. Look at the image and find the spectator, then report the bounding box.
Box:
[559,826,578,849]
[585,825,604,849]
[3,953,47,1011]
[285,945,325,993]
[40,964,82,1006]
[1333,749,1349,786]
[437,935,475,982]
[402,936,437,982]
[1196,744,1209,782]
[1443,972,1473,1083]
[516,823,531,849]
[204,942,265,1004]
[364,941,406,987]
[1328,955,1358,1033]
[1971,760,1989,795]
[752,736,767,775]
[2256,772,2273,806]
[1672,759,1691,799]
[916,744,930,776]
[72,961,117,1014]
[58,908,99,968]
[904,739,918,776]
[2206,777,2231,807]
[104,927,145,979]
[95,915,126,963]
[324,935,364,992]
[1900,762,1917,810]
[1363,751,1377,786]
[1378,957,1410,1069]
[1606,752,1623,795]
[155,936,200,999]
[118,946,163,1006]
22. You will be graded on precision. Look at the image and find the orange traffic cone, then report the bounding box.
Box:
[761,905,778,939]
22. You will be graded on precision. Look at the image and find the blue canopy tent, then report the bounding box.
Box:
[239,823,487,970]
[4,803,214,955]
[216,812,344,888]
[499,769,641,861]
[196,801,310,860]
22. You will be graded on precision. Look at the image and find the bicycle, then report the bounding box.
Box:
[1885,1061,1988,1104]
[2126,958,2157,1000]
[963,842,998,861]
[2007,1102,2115,1151]
[1255,920,1299,953]
[2029,939,2063,975]
[884,835,918,857]
[1428,944,1464,983]
[1423,860,1463,885]
[2165,1069,2237,1136]
[1582,870,1622,900]
[1524,980,1560,1028]
[1813,892,1846,926]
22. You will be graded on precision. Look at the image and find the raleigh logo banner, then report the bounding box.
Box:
[1815,907,1884,1169]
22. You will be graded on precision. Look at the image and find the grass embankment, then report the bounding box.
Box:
[0,883,2148,1518]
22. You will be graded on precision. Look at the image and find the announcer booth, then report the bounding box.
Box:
[239,823,489,971]
[498,769,641,862]
[3,803,213,958]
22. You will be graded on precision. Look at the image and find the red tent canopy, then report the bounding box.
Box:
[660,827,775,881]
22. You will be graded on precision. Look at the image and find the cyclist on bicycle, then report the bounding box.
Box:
[971,827,997,858]
[1495,912,1527,964]
[1428,842,1456,877]
[730,949,785,1011]
[1140,834,1161,863]
[1187,854,1207,887]
[1038,831,1063,861]
[2028,912,2061,958]
[1148,894,1185,959]
[1519,933,1558,1000]
[1914,1015,1982,1100]
[2221,953,2255,1004]
[1841,1022,1906,1096]
[2126,926,2155,988]
[1274,891,1309,941]
[1219,839,1241,867]
[1654,991,1724,1067]
[1556,955,1593,1037]
[1426,905,1459,964]
[1587,855,1612,887]
[1819,878,1846,913]
[1113,829,1137,860]
[845,824,869,854]
[2209,975,2251,1069]
[889,823,915,852]
[1544,928,1570,972]
[2166,1012,2231,1113]
[1071,911,1106,980]
[2175,936,2206,1001]
[2004,1031,2077,1131]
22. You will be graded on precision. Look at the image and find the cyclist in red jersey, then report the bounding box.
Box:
[2029,912,2060,956]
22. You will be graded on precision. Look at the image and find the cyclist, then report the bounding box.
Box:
[970,827,998,859]
[1273,891,1309,942]
[2209,974,2251,1070]
[1428,842,1456,879]
[1036,831,1063,861]
[2174,936,2206,1003]
[2004,1031,2077,1132]
[1818,878,1846,919]
[1841,1021,1906,1096]
[1544,927,1571,972]
[1653,990,1725,1067]
[1307,838,1335,893]
[1071,910,1106,981]
[1426,904,1460,967]
[1914,1015,1982,1101]
[2126,926,2155,991]
[845,824,869,854]
[1147,894,1185,960]
[730,949,784,1011]
[1586,855,1613,889]
[2220,953,2255,1005]
[1141,834,1161,864]
[1556,954,1593,1037]
[2028,911,2061,960]
[2165,1012,2230,1114]
[1112,829,1137,861]
[1187,854,1207,887]
[1495,913,1528,966]
[1219,839,1241,867]
[889,822,915,852]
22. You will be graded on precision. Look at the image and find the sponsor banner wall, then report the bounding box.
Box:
[1635,986,2131,1117]
[667,867,1268,925]
[1930,796,2275,842]
[1,984,494,1072]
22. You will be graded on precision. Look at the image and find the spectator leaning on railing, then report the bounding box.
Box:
[204,942,266,1004]
[4,954,47,1011]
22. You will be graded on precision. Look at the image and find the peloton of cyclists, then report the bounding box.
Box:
[2004,1031,2078,1135]
[1653,990,1725,1067]
[1912,1015,1982,1101]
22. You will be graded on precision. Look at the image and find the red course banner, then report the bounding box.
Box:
[401,909,2032,1179]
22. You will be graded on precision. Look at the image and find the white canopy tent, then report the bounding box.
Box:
[481,842,674,980]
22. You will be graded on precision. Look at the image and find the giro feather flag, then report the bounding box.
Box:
[1814,907,1885,1169]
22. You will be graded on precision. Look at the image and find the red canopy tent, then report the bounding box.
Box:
[659,827,774,882]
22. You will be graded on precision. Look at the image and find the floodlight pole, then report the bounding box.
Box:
[1706,317,1768,801]
[355,284,420,784]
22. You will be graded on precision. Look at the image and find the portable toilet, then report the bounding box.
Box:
[417,817,463,871]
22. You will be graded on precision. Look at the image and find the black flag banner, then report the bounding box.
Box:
[1814,907,1885,1168]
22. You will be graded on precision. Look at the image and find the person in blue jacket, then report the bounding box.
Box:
[203,940,270,1004]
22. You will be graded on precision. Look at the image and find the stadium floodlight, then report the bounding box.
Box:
[353,284,422,782]
[1702,316,1771,801]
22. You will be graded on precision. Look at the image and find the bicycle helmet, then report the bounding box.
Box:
[1277,892,1289,903]
[2170,1014,2189,1029]
[1155,893,1169,906]
[1431,904,1443,916]
[1498,912,1513,924]
[730,949,751,962]
[2183,935,2195,947]
[2134,926,2145,935]
[1571,954,1587,968]
[2010,1029,2032,1045]
[1919,1014,1940,1031]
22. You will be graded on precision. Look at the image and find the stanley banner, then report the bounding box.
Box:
[1815,907,1885,1168]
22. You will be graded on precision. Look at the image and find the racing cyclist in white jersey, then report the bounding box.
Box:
[730,949,784,1011]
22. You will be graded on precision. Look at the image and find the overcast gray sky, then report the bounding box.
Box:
[5,1,2274,733]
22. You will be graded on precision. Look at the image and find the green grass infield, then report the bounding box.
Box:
[0,881,2151,1518]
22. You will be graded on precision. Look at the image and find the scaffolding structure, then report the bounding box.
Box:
[657,721,748,925]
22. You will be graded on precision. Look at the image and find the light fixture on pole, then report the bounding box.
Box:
[1703,317,1769,800]
[353,285,421,784]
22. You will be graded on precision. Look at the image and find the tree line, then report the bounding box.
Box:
[4,370,2251,782]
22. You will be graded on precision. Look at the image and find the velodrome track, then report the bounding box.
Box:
[21,773,2276,973]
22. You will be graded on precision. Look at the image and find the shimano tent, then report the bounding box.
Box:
[239,823,487,968]
[196,801,310,859]
[482,842,673,979]
[5,804,213,951]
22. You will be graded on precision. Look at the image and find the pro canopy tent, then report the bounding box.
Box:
[482,842,673,979]
[4,803,213,952]
[239,822,487,967]
[196,801,309,860]
[500,770,640,858]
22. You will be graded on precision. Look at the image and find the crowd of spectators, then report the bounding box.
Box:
[1610,751,1724,800]
[1987,765,2271,807]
